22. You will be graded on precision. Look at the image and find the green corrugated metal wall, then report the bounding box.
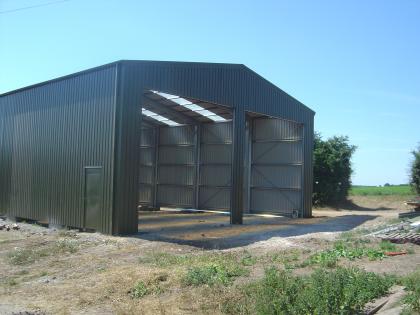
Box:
[0,64,118,233]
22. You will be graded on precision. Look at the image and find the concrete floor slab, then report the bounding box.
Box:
[137,210,378,249]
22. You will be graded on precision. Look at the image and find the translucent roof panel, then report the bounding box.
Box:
[141,108,181,126]
[151,90,227,122]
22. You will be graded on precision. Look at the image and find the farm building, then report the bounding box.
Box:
[0,60,315,235]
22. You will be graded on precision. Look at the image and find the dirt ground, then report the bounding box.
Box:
[0,195,419,315]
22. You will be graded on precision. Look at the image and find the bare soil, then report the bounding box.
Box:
[0,195,419,315]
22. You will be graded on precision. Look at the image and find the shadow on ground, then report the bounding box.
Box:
[135,211,377,249]
[328,199,392,211]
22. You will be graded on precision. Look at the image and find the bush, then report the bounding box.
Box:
[410,145,420,195]
[227,267,395,315]
[313,133,356,205]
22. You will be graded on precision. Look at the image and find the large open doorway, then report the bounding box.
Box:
[138,90,233,213]
[136,91,306,240]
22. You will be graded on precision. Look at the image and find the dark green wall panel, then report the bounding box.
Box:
[0,65,117,233]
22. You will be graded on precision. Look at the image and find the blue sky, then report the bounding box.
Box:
[1,0,419,185]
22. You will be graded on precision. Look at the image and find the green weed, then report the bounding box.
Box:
[7,248,38,265]
[303,240,395,268]
[183,262,247,286]
[379,240,397,252]
[130,281,149,298]
[402,270,420,313]
[240,253,257,266]
[223,267,395,314]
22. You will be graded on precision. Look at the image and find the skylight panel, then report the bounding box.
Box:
[169,97,192,106]
[141,108,180,126]
[183,104,203,111]
[151,91,179,100]
[207,115,227,122]
[150,90,227,122]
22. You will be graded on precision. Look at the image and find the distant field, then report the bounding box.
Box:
[350,185,414,196]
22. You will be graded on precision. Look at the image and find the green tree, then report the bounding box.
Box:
[313,133,356,205]
[410,145,420,194]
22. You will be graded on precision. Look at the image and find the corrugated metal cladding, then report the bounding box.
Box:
[0,65,118,233]
[1,60,314,235]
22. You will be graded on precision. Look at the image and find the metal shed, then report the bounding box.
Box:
[0,60,315,235]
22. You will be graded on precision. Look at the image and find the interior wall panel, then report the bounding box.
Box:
[250,117,304,216]
[138,126,156,206]
[156,125,196,208]
[198,122,232,210]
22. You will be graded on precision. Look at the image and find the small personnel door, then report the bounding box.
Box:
[84,167,103,230]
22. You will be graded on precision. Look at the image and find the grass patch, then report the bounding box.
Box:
[350,185,414,196]
[302,240,397,268]
[139,251,254,269]
[7,248,43,265]
[138,252,191,267]
[6,239,79,265]
[139,251,250,287]
[54,239,79,254]
[223,267,395,314]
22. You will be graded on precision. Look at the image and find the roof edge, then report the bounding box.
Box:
[0,61,123,97]
[0,60,246,97]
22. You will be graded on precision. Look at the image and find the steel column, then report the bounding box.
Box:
[230,108,245,224]
[194,124,201,209]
